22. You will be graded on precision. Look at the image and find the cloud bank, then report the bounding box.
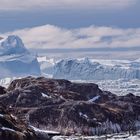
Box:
[3,24,140,51]
[0,0,138,10]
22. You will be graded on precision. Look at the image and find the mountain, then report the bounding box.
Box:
[0,35,41,78]
[53,58,140,80]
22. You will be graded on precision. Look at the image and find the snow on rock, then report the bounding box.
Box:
[53,58,140,80]
[0,114,4,118]
[29,125,60,135]
[88,95,100,102]
[41,92,52,98]
[0,35,41,78]
[1,127,16,132]
[79,112,88,120]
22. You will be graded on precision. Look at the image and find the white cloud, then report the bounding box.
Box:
[3,24,140,50]
[0,0,138,11]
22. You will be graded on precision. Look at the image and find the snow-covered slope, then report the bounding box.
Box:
[53,58,140,80]
[0,35,41,78]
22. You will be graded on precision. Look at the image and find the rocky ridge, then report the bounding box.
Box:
[0,77,140,139]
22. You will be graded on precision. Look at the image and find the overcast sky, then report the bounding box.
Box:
[0,0,140,32]
[0,0,140,59]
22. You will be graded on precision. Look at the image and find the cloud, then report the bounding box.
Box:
[0,0,138,11]
[3,24,140,50]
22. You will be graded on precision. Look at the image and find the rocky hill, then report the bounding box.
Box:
[0,76,139,138]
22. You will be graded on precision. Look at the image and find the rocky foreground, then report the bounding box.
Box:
[0,77,140,139]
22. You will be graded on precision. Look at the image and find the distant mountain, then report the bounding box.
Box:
[0,35,41,78]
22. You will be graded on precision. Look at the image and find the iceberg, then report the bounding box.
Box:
[53,58,140,80]
[0,35,41,78]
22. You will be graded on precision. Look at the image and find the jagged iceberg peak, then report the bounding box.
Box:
[0,35,41,77]
[0,35,29,55]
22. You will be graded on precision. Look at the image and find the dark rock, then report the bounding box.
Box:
[0,104,52,140]
[0,105,35,140]
[0,86,6,95]
[0,76,140,136]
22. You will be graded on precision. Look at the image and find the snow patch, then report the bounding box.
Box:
[29,125,60,134]
[0,114,4,117]
[41,93,52,98]
[88,95,100,102]
[79,112,88,119]
[1,127,16,132]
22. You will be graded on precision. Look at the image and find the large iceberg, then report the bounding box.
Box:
[53,58,140,80]
[0,35,41,78]
[0,35,28,56]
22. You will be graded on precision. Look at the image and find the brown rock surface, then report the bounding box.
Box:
[0,76,140,136]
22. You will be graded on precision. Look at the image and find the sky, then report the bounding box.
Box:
[0,0,140,59]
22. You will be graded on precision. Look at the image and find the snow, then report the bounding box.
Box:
[88,95,100,102]
[0,114,4,117]
[79,112,88,119]
[24,89,31,93]
[1,127,16,132]
[29,125,60,134]
[41,92,51,98]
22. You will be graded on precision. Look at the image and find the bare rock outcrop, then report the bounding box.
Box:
[0,76,140,136]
